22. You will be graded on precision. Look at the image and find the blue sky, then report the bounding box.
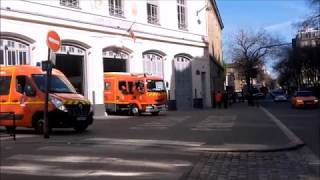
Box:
[216,0,311,72]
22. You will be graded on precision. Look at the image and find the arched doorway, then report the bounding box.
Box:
[0,37,32,66]
[174,54,193,109]
[103,47,131,72]
[55,43,87,95]
[142,50,165,77]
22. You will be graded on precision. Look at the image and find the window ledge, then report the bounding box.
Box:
[60,5,81,10]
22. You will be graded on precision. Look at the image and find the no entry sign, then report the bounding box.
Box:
[46,31,61,52]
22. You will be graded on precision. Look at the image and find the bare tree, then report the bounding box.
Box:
[299,0,320,28]
[229,28,281,105]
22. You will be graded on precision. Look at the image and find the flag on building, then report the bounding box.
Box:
[127,22,136,42]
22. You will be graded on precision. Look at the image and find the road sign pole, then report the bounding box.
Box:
[44,30,60,139]
[44,48,51,139]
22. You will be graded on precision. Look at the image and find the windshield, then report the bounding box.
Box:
[147,79,165,92]
[296,91,313,97]
[32,74,76,93]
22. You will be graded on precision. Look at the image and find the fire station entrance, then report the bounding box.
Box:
[174,54,193,110]
[103,47,130,72]
[55,45,86,95]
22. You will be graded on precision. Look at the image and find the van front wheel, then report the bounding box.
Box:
[74,124,88,133]
[129,105,140,116]
[151,112,160,116]
[5,126,16,133]
[34,119,44,134]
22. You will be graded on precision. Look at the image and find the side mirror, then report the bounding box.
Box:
[25,85,36,97]
[166,82,169,88]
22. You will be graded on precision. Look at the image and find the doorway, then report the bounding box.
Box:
[174,56,193,110]
[55,54,84,94]
[103,58,127,72]
[201,72,207,107]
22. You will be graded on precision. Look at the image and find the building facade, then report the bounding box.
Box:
[0,0,223,116]
[206,0,224,105]
[292,27,320,87]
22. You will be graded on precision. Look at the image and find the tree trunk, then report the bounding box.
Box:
[245,75,253,106]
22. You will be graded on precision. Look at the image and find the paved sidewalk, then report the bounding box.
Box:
[184,147,319,180]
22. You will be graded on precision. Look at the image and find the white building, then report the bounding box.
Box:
[0,0,223,117]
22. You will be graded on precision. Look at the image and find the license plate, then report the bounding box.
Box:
[76,117,87,121]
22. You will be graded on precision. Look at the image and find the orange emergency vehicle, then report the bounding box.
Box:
[0,65,93,133]
[104,72,167,115]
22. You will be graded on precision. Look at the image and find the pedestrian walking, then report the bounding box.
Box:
[215,91,222,108]
[254,94,260,107]
[223,91,228,108]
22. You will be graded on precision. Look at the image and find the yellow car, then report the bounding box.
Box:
[291,91,319,108]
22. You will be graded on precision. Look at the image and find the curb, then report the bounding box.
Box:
[260,107,304,145]
[185,142,305,153]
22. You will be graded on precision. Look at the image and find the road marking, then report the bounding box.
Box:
[8,154,191,169]
[85,137,205,147]
[260,107,304,145]
[130,116,191,130]
[0,134,38,141]
[191,115,236,131]
[0,163,155,177]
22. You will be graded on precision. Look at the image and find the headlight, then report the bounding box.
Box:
[49,96,68,112]
[315,99,319,103]
[296,100,303,104]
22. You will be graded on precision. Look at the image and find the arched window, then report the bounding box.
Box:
[143,50,165,77]
[58,45,85,56]
[0,39,30,66]
[103,48,130,59]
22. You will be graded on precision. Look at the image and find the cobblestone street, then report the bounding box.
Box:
[186,147,319,180]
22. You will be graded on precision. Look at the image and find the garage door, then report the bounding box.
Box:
[55,45,86,95]
[174,56,192,110]
[103,48,129,72]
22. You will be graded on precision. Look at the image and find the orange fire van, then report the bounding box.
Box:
[104,72,167,115]
[0,65,93,133]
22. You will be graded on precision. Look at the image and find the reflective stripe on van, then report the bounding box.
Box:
[64,100,90,105]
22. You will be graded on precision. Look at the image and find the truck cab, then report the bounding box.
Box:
[104,73,167,115]
[0,65,93,133]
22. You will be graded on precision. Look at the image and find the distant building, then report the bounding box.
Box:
[225,63,243,92]
[293,27,320,48]
[292,27,320,87]
[225,63,267,91]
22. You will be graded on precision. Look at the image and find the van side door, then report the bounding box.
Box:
[15,75,38,126]
[118,80,134,103]
[0,75,12,114]
[104,79,114,103]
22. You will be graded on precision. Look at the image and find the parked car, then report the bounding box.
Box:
[235,91,245,102]
[291,90,319,108]
[272,91,287,102]
[252,88,265,98]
